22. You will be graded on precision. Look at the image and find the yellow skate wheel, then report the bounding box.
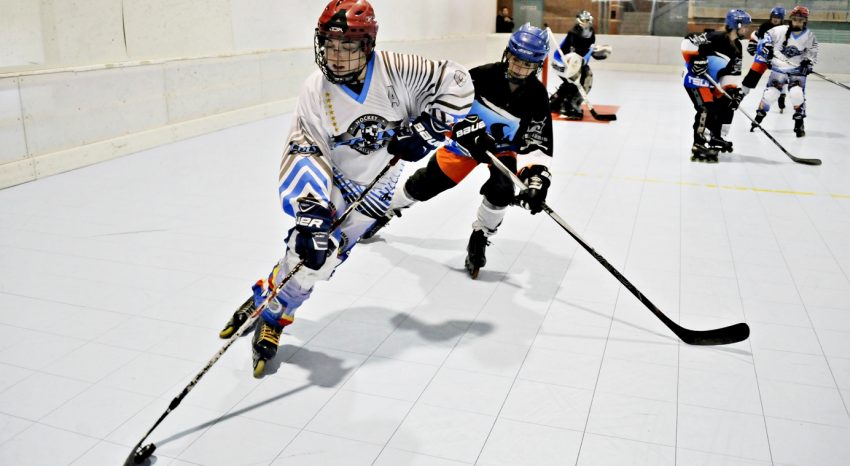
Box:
[253,359,266,378]
[219,326,235,339]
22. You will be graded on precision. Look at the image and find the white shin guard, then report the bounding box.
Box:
[472,199,506,236]
[761,86,781,109]
[388,185,418,211]
[788,86,805,109]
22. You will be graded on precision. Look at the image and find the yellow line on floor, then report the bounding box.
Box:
[556,171,845,198]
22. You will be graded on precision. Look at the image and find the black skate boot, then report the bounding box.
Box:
[563,104,583,120]
[548,93,563,113]
[464,229,490,279]
[360,209,400,241]
[252,320,283,378]
[750,109,766,132]
[709,137,733,153]
[794,114,805,138]
[691,143,718,163]
[778,93,786,113]
[219,296,257,338]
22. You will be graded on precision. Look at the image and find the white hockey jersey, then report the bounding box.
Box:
[278,51,474,217]
[757,25,819,73]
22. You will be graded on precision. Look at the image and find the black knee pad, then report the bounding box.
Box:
[480,158,517,207]
[404,157,456,202]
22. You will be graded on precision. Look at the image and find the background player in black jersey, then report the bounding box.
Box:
[747,7,787,112]
[680,9,752,162]
[548,11,611,120]
[362,23,554,279]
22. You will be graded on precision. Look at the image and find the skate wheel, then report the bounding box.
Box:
[218,326,235,339]
[253,359,266,378]
[133,443,156,463]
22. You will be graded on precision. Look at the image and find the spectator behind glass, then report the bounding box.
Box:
[496,7,514,32]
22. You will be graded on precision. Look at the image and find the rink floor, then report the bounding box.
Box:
[1,69,849,465]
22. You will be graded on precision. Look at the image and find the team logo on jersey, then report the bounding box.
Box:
[288,142,320,155]
[335,114,393,155]
[781,45,803,58]
[386,85,400,107]
[454,70,468,87]
[522,118,548,150]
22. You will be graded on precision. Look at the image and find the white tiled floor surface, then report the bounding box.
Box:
[1,69,850,465]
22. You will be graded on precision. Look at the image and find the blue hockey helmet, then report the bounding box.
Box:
[770,6,786,20]
[506,23,551,65]
[725,9,752,30]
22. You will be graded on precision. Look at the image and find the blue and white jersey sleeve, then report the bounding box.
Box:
[278,76,335,218]
[379,52,474,130]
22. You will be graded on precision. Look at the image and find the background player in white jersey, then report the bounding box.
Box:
[681,9,751,162]
[362,24,554,279]
[747,7,788,112]
[218,0,473,377]
[742,5,818,137]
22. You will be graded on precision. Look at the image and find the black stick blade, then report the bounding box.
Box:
[675,322,750,346]
[123,443,156,466]
[590,109,617,121]
[790,156,822,166]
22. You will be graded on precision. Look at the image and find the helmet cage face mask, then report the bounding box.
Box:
[314,0,378,85]
[502,24,549,84]
[314,31,372,84]
[789,6,808,31]
[576,11,593,36]
[501,50,540,84]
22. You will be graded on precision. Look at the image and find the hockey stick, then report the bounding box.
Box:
[123,157,400,466]
[703,74,821,166]
[809,70,850,92]
[484,150,749,346]
[570,76,617,121]
[772,56,850,92]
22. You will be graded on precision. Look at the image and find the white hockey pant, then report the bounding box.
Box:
[267,164,404,324]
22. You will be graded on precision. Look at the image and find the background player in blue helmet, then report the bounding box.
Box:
[548,11,612,119]
[747,7,788,111]
[680,9,752,162]
[362,23,555,278]
[748,7,786,56]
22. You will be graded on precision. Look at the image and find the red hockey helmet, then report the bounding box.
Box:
[789,5,809,20]
[314,0,379,84]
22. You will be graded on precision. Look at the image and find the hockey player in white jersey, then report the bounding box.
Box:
[742,5,818,137]
[218,0,474,377]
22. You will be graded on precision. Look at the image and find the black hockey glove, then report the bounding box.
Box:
[516,165,551,215]
[746,40,757,56]
[294,198,333,270]
[727,87,744,110]
[690,56,708,76]
[452,114,496,164]
[387,112,445,162]
[761,43,774,60]
[800,58,814,76]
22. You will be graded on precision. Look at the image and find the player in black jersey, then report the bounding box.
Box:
[548,11,611,120]
[681,9,752,162]
[362,23,554,278]
[747,7,787,112]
